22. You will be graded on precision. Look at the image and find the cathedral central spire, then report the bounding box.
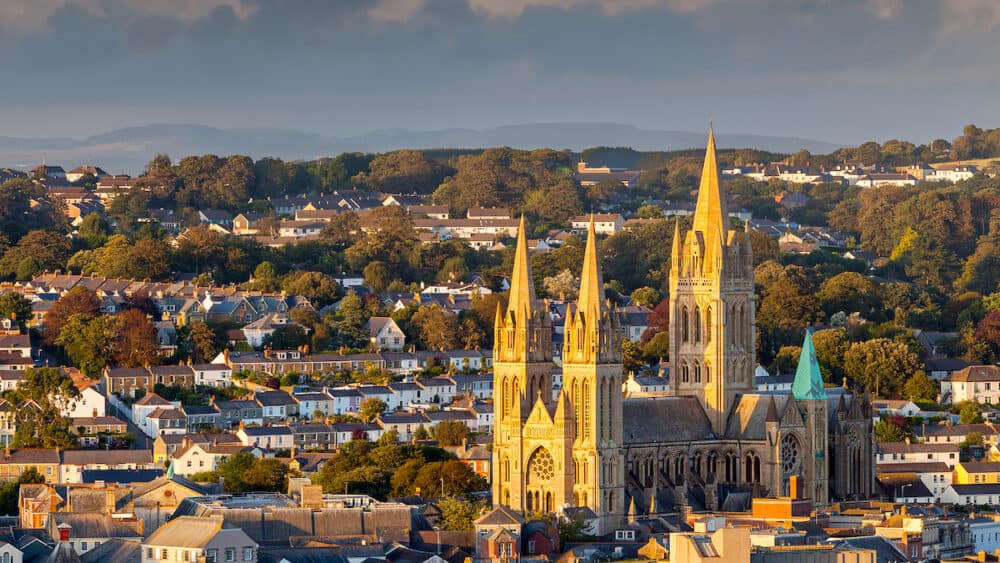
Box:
[692,128,729,237]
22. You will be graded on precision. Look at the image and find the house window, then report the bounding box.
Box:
[207,549,218,563]
[528,541,536,553]
[243,547,253,560]
[163,549,170,559]
[81,542,88,551]
[226,548,235,561]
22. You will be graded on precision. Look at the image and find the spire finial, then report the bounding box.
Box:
[692,128,728,237]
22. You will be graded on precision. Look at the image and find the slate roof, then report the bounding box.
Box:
[240,425,292,436]
[81,469,164,484]
[474,505,525,526]
[948,365,1000,382]
[876,462,951,474]
[0,449,61,465]
[61,450,153,465]
[259,548,349,563]
[144,515,226,547]
[48,513,142,539]
[725,393,789,440]
[622,397,716,444]
[255,390,296,407]
[80,538,141,562]
[949,483,1000,495]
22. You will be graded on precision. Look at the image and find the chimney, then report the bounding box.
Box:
[105,486,116,515]
[789,475,801,500]
[57,523,71,542]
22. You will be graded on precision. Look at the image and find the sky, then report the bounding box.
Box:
[2,0,1000,145]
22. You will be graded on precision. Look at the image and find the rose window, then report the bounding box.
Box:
[781,434,800,474]
[529,448,554,482]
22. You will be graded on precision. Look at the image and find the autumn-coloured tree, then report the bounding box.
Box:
[111,309,160,368]
[44,287,101,346]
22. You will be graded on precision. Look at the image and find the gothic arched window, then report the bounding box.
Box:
[693,361,701,383]
[693,306,701,343]
[705,306,712,343]
[682,306,689,343]
[681,363,689,383]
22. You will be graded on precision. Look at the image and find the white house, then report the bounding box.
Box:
[172,442,257,477]
[941,365,1000,405]
[417,378,458,404]
[236,424,294,450]
[132,394,181,437]
[445,350,492,372]
[877,441,960,468]
[969,517,1000,553]
[365,317,406,352]
[570,214,625,235]
[622,374,670,397]
[871,400,923,418]
[242,312,309,349]
[941,483,1000,506]
[325,388,363,415]
[930,164,977,183]
[191,363,232,387]
[64,386,107,419]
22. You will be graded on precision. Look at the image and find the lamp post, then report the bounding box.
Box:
[900,483,911,502]
[440,477,446,498]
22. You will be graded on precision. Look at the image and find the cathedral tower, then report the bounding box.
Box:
[562,217,625,531]
[668,129,755,435]
[492,216,559,511]
[790,330,829,505]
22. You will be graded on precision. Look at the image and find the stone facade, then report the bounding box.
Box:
[492,130,875,531]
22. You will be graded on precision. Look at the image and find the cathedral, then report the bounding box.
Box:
[491,130,874,533]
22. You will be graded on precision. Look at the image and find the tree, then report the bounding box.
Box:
[843,338,920,397]
[874,418,910,443]
[7,367,79,448]
[413,424,430,441]
[770,346,801,375]
[811,329,849,384]
[629,287,661,308]
[78,212,110,248]
[110,309,160,368]
[242,458,289,492]
[816,272,883,320]
[0,466,45,515]
[434,420,472,446]
[542,269,578,300]
[411,459,488,497]
[902,370,938,402]
[758,278,823,331]
[282,271,341,308]
[359,150,449,194]
[977,310,1000,356]
[329,290,370,349]
[0,230,73,280]
[217,452,257,493]
[363,261,392,293]
[960,402,984,425]
[641,299,670,343]
[635,204,664,219]
[360,398,387,422]
[410,305,461,351]
[0,292,32,331]
[438,498,483,531]
[56,314,115,375]
[189,322,220,363]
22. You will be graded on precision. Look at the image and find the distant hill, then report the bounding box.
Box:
[0,123,842,174]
